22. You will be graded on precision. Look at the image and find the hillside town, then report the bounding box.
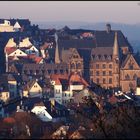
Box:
[0,19,140,139]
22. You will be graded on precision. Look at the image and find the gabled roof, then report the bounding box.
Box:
[69,72,89,86]
[8,48,27,56]
[23,80,41,91]
[121,53,140,69]
[14,21,21,29]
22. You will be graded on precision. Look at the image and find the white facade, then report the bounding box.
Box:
[136,87,140,95]
[8,49,27,57]
[13,21,21,29]
[70,85,84,92]
[54,85,63,104]
[52,81,85,105]
[31,106,52,122]
[29,82,42,97]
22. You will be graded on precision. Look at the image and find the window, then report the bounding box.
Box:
[109,71,112,76]
[36,70,39,74]
[109,78,112,84]
[73,55,78,58]
[30,70,33,74]
[96,64,99,69]
[42,70,45,74]
[109,64,112,69]
[60,69,63,74]
[103,71,106,76]
[71,63,75,69]
[133,74,137,80]
[48,70,51,74]
[125,74,130,80]
[96,78,99,84]
[90,71,93,76]
[102,64,106,69]
[76,63,81,69]
[24,70,27,74]
[96,71,99,76]
[103,78,106,84]
[129,64,133,70]
[54,69,57,74]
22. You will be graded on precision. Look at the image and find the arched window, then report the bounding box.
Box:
[125,74,130,80]
[133,74,137,80]
[71,63,75,69]
[76,63,81,69]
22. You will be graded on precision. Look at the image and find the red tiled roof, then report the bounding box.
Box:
[69,72,89,86]
[50,73,89,87]
[50,74,69,80]
[82,32,93,37]
[50,74,69,85]
[34,57,43,64]
[5,47,17,55]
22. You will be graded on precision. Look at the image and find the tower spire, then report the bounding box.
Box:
[113,32,119,57]
[55,33,60,64]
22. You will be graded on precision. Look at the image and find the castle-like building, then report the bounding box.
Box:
[55,24,140,92]
[6,24,140,92]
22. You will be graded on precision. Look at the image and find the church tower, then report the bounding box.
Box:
[54,33,60,64]
[113,32,120,88]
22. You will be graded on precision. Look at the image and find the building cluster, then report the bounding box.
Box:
[0,19,140,130]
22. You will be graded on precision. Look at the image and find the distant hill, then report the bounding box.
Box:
[34,21,140,52]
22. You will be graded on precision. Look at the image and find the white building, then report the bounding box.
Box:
[19,37,32,48]
[8,49,27,57]
[0,20,14,32]
[31,106,52,122]
[50,73,89,105]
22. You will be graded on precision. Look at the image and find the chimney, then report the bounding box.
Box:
[106,23,111,33]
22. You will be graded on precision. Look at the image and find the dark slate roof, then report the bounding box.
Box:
[58,38,95,49]
[91,47,113,55]
[94,30,131,48]
[57,30,132,50]
[121,53,140,68]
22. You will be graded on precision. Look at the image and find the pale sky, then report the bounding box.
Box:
[0,1,140,24]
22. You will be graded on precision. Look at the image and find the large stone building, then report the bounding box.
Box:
[90,29,140,92]
[5,23,140,92]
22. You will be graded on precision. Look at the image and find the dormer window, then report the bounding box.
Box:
[129,64,133,70]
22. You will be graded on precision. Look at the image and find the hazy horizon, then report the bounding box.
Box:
[0,1,140,24]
